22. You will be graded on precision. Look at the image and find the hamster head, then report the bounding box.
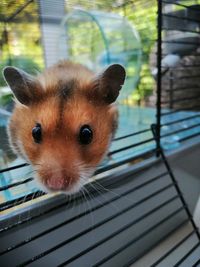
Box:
[3,61,126,194]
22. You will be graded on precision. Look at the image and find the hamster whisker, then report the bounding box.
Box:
[25,169,38,176]
[81,186,95,228]
[34,163,43,167]
[94,180,134,204]
[89,182,120,212]
[86,182,103,207]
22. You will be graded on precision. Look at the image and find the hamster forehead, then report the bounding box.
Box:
[29,93,107,135]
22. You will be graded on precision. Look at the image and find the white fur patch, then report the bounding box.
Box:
[64,165,95,195]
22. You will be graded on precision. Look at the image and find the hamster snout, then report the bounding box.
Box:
[47,176,66,191]
[38,161,94,193]
[39,166,79,193]
[36,144,92,193]
[3,61,126,194]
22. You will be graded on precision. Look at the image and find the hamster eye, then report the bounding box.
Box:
[32,123,42,144]
[79,125,93,145]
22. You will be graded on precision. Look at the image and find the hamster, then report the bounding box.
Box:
[3,61,126,194]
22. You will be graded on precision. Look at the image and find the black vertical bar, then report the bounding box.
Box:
[160,148,200,241]
[151,124,200,241]
[156,0,162,156]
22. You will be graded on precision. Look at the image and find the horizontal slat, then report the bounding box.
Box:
[22,190,181,266]
[0,163,28,174]
[53,207,186,267]
[0,168,168,252]
[161,123,200,138]
[161,105,200,116]
[192,257,200,267]
[0,175,172,260]
[1,187,177,257]
[108,138,154,156]
[0,177,34,191]
[161,114,200,127]
[113,128,150,142]
[150,230,196,266]
[163,13,200,24]
[174,242,200,267]
[0,191,45,212]
[0,156,161,233]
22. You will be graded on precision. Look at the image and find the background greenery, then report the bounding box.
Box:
[0,0,158,108]
[2,0,200,106]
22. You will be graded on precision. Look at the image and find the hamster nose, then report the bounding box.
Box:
[47,176,66,190]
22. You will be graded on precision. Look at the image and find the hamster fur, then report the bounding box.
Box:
[3,61,126,194]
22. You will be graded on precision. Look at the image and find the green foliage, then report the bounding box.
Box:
[0,0,44,109]
[0,1,44,76]
[67,0,157,102]
[0,93,12,106]
[0,0,158,104]
[0,55,41,86]
[121,1,157,102]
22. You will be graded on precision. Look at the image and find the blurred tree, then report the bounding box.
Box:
[0,0,43,110]
[1,0,158,105]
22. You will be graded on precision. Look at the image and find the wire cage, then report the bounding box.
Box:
[154,0,200,153]
[0,0,200,266]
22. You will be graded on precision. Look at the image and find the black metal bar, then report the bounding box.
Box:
[19,195,180,266]
[108,138,154,156]
[0,194,82,234]
[0,166,165,234]
[192,257,200,267]
[91,207,185,267]
[0,191,45,212]
[163,0,200,11]
[174,242,200,267]
[156,0,162,156]
[165,87,200,93]
[150,230,196,266]
[161,105,200,116]
[161,123,200,138]
[175,75,200,80]
[166,65,200,69]
[96,149,155,175]
[53,205,184,267]
[169,65,200,69]
[113,128,150,142]
[158,146,200,241]
[0,184,175,257]
[161,114,200,127]
[0,163,29,174]
[163,13,200,24]
[0,150,154,184]
[0,177,34,191]
[161,95,200,105]
[162,40,200,46]
[162,26,200,35]
[156,51,200,57]
[177,131,200,143]
[124,220,189,267]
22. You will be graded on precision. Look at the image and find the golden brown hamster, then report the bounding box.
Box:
[3,61,126,194]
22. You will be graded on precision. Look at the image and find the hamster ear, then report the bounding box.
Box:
[2,66,40,105]
[93,64,126,104]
